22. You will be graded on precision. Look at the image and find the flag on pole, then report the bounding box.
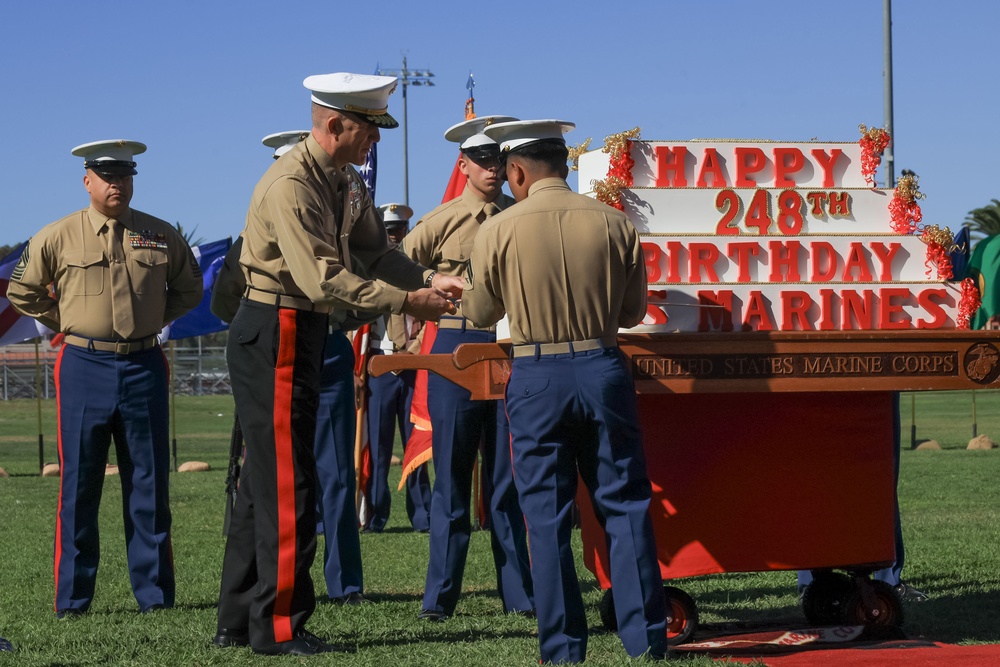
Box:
[0,242,51,347]
[354,134,378,522]
[162,237,232,340]
[950,226,971,283]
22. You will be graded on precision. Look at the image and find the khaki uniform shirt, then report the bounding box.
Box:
[403,185,514,321]
[240,134,429,313]
[7,206,203,339]
[463,178,647,345]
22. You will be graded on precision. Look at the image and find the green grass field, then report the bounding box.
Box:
[1,392,999,665]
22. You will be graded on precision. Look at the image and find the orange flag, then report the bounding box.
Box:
[397,151,470,491]
[353,324,373,520]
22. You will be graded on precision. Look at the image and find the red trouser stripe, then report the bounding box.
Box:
[52,345,66,612]
[272,309,298,643]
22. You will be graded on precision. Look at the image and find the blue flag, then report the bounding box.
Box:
[165,237,232,340]
[950,226,971,281]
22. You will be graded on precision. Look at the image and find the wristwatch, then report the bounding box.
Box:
[424,271,437,288]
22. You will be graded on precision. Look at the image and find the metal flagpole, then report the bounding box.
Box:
[883,0,895,188]
[34,338,44,473]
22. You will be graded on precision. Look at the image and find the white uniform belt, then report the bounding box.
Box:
[437,317,494,332]
[245,287,332,314]
[64,334,160,355]
[511,337,618,358]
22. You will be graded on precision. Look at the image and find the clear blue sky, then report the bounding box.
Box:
[1,0,997,248]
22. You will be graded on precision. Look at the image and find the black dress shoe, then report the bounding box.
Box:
[212,628,250,648]
[895,581,929,602]
[417,609,449,622]
[331,592,372,606]
[55,609,84,620]
[140,604,167,614]
[252,630,334,656]
[507,608,537,619]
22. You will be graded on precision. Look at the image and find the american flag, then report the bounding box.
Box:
[0,241,52,346]
[358,143,377,200]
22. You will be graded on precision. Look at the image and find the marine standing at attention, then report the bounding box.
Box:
[404,115,535,622]
[462,119,668,663]
[7,139,203,618]
[213,72,461,656]
[362,203,432,534]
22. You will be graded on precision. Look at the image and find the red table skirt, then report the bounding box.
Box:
[579,391,897,587]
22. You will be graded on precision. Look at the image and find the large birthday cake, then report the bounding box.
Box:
[578,130,970,334]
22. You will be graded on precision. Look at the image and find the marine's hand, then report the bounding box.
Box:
[402,288,459,320]
[431,274,464,300]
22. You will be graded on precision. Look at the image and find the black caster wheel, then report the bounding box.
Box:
[598,585,699,646]
[801,571,855,626]
[843,579,905,639]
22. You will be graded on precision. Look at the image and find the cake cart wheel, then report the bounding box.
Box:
[801,571,855,626]
[843,579,905,639]
[598,585,698,645]
[664,585,698,646]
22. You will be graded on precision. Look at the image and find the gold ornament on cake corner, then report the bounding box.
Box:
[858,123,891,187]
[601,127,641,160]
[592,127,641,212]
[567,138,592,172]
[919,223,956,282]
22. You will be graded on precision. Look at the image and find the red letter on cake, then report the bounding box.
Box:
[768,241,802,282]
[842,243,874,282]
[688,243,721,283]
[742,290,774,331]
[727,242,760,282]
[698,290,734,332]
[810,241,838,282]
[916,288,948,328]
[810,148,843,188]
[642,242,663,283]
[735,147,766,187]
[781,290,814,330]
[696,147,727,188]
[879,288,912,329]
[773,147,804,187]
[869,242,901,282]
[817,288,836,330]
[828,192,850,216]
[645,290,668,325]
[806,192,828,216]
[664,241,682,283]
[842,289,875,329]
[654,146,688,188]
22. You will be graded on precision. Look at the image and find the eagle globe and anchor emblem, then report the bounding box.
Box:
[965,342,1000,384]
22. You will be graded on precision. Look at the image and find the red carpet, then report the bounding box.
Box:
[675,625,1000,665]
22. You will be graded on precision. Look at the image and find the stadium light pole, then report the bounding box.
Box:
[380,56,434,206]
[883,0,894,188]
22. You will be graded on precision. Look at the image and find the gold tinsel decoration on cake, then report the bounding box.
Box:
[567,138,592,172]
[601,127,641,160]
[894,173,926,203]
[591,127,642,210]
[592,175,628,208]
[919,224,954,250]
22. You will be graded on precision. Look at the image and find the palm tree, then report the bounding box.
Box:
[963,199,1000,240]
[174,223,204,247]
